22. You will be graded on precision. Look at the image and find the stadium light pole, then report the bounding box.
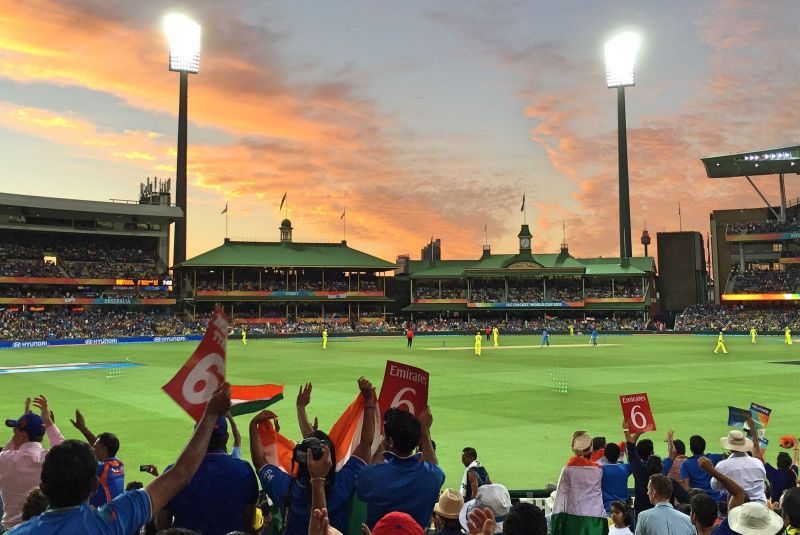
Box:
[164,13,201,268]
[605,31,640,259]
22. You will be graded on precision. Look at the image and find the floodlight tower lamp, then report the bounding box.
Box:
[605,30,641,260]
[164,12,201,270]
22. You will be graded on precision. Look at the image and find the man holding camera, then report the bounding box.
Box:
[251,377,377,535]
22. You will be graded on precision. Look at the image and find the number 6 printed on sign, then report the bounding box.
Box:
[163,309,229,421]
[619,393,656,433]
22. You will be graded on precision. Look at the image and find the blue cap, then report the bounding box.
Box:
[211,416,228,440]
[5,413,46,439]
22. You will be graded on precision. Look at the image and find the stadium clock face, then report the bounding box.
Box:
[520,237,531,248]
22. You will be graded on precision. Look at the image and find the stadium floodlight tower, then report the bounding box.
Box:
[605,31,641,260]
[164,13,201,267]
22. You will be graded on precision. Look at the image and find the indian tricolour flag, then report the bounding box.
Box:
[549,456,608,535]
[256,389,380,473]
[229,384,285,417]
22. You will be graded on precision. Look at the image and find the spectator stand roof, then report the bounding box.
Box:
[701,145,800,224]
[176,239,396,271]
[407,253,654,279]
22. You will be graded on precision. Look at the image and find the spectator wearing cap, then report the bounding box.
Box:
[712,429,767,504]
[9,384,232,535]
[460,448,491,501]
[459,484,510,534]
[428,489,463,535]
[357,407,445,530]
[372,512,424,535]
[634,474,694,535]
[69,409,125,507]
[0,396,63,530]
[680,435,723,502]
[549,431,606,535]
[156,414,259,535]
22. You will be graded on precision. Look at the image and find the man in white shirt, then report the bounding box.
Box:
[711,429,766,504]
[0,396,64,530]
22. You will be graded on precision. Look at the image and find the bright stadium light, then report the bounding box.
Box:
[164,14,201,73]
[604,31,641,259]
[605,32,640,88]
[164,13,201,271]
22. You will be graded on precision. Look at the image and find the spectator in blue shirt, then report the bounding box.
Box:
[601,442,631,512]
[9,384,232,535]
[357,406,445,529]
[679,435,723,501]
[252,377,377,535]
[69,410,124,507]
[157,414,259,535]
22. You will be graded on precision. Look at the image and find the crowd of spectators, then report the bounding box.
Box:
[0,233,163,280]
[0,310,202,340]
[0,287,171,299]
[5,376,800,535]
[727,219,800,235]
[193,277,378,293]
[676,305,800,331]
[469,287,503,303]
[729,268,800,294]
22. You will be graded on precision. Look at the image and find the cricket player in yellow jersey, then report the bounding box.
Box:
[322,327,328,350]
[785,326,793,345]
[492,326,499,347]
[241,328,247,347]
[474,331,482,356]
[714,331,727,354]
[750,327,757,343]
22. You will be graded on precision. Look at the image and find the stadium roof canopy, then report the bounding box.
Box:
[178,239,396,270]
[0,192,182,219]
[701,145,800,178]
[406,253,654,279]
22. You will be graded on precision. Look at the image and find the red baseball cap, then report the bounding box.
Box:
[371,512,423,535]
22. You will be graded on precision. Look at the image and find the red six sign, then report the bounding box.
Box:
[163,309,228,421]
[620,392,657,433]
[377,360,429,418]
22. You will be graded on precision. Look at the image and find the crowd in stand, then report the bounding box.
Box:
[727,220,800,235]
[729,269,800,294]
[0,287,171,299]
[469,288,503,303]
[5,380,800,535]
[194,278,378,293]
[0,310,201,340]
[675,305,800,332]
[0,233,163,280]
[414,287,469,300]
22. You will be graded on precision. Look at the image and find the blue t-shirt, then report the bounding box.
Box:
[165,450,259,535]
[711,518,737,535]
[91,458,125,507]
[260,456,366,535]
[680,454,723,501]
[601,462,631,512]
[764,463,798,502]
[8,488,151,535]
[356,452,445,529]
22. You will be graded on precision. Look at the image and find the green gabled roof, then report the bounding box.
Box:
[529,253,585,269]
[467,255,516,269]
[408,260,478,279]
[579,257,655,276]
[178,240,396,270]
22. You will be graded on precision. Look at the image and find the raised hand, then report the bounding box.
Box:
[308,444,333,479]
[419,406,433,430]
[297,383,313,408]
[70,409,86,430]
[698,456,713,472]
[251,410,280,431]
[205,383,231,418]
[358,377,374,403]
[467,507,496,535]
[32,396,52,426]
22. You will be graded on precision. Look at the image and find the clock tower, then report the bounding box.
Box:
[518,224,533,254]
